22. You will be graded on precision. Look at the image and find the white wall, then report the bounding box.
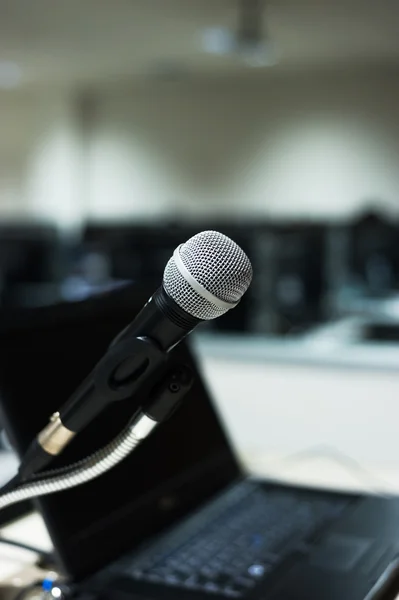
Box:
[0,90,86,227]
[25,91,85,228]
[86,71,399,222]
[2,71,399,226]
[0,93,37,219]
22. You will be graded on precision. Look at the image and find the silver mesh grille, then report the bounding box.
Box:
[163,230,253,320]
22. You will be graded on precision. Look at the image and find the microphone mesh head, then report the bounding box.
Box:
[163,230,253,320]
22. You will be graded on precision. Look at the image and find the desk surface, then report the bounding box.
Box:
[0,512,52,582]
[2,451,399,583]
[194,324,399,372]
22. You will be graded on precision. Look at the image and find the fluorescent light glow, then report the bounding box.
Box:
[0,61,22,88]
[240,43,278,68]
[202,27,233,55]
[51,587,62,599]
[202,28,277,68]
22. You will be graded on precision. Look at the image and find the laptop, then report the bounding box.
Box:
[0,284,398,600]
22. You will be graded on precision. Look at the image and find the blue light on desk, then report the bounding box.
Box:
[42,579,54,592]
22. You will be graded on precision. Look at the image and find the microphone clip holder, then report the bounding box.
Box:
[20,335,172,480]
[60,335,169,432]
[94,335,169,403]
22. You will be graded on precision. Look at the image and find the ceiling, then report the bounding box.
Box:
[0,0,399,88]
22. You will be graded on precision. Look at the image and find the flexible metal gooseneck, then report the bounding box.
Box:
[0,412,157,510]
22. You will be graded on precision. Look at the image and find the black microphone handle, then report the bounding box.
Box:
[19,287,201,479]
[59,286,201,432]
[113,286,200,352]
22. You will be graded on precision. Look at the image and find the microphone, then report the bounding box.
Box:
[20,231,253,478]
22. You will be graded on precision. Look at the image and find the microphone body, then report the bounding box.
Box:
[19,230,253,479]
[59,286,200,434]
[20,287,199,479]
[113,285,200,351]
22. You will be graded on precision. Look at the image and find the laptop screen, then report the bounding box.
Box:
[0,285,241,580]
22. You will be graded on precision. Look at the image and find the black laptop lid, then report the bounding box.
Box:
[0,285,241,580]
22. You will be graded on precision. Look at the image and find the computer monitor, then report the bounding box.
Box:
[0,224,61,307]
[272,224,326,334]
[350,212,399,295]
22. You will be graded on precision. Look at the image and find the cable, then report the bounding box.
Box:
[0,537,53,563]
[0,413,157,512]
[280,444,395,498]
[11,583,44,600]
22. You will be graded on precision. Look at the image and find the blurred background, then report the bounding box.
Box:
[1,0,399,489]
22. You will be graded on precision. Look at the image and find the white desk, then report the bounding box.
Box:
[0,512,52,583]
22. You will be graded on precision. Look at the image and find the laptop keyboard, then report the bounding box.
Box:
[121,481,350,597]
